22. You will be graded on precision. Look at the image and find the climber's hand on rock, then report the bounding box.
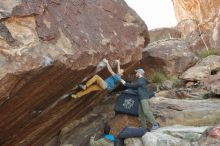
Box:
[90,134,96,140]
[103,58,108,64]
[115,59,120,64]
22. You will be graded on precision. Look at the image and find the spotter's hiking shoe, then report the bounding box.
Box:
[151,123,160,131]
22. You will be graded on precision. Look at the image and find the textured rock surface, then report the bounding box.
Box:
[161,80,173,90]
[110,114,140,136]
[44,96,141,146]
[173,0,220,53]
[155,90,177,99]
[150,97,220,127]
[45,95,116,146]
[155,88,209,99]
[0,0,149,80]
[180,55,220,81]
[198,125,220,146]
[203,73,220,95]
[175,19,199,38]
[45,95,220,146]
[142,125,209,146]
[0,0,22,19]
[172,0,220,26]
[212,11,220,52]
[0,0,149,146]
[124,138,143,146]
[185,29,212,54]
[141,39,198,76]
[149,28,181,43]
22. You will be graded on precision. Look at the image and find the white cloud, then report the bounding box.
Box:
[125,0,177,30]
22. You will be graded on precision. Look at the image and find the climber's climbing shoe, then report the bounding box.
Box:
[78,84,86,90]
[69,93,78,99]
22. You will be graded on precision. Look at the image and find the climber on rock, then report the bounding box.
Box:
[124,68,159,131]
[69,59,126,98]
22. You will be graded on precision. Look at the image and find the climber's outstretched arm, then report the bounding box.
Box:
[116,59,121,73]
[103,59,115,76]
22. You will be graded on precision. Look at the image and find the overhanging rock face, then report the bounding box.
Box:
[0,0,149,146]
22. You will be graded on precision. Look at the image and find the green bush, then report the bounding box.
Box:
[202,93,210,99]
[170,76,182,88]
[197,49,220,58]
[150,71,167,85]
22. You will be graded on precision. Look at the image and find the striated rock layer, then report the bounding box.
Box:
[150,97,220,127]
[0,0,149,146]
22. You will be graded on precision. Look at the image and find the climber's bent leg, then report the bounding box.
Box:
[75,85,103,98]
[85,75,107,89]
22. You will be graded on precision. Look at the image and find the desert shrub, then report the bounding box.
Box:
[150,71,167,85]
[170,76,182,88]
[197,49,220,58]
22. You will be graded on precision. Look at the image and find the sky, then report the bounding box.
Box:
[124,0,177,30]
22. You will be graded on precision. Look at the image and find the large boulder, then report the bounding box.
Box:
[149,28,181,43]
[198,125,220,146]
[141,39,198,76]
[0,0,149,146]
[180,55,220,81]
[142,125,209,146]
[150,97,220,127]
[203,73,220,95]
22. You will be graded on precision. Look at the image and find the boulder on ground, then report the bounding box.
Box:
[198,125,220,146]
[203,73,220,95]
[180,55,220,81]
[141,39,198,77]
[142,125,209,146]
[150,97,220,126]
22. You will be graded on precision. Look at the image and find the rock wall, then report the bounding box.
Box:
[172,0,220,53]
[0,0,149,146]
[172,0,220,26]
[212,10,220,51]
